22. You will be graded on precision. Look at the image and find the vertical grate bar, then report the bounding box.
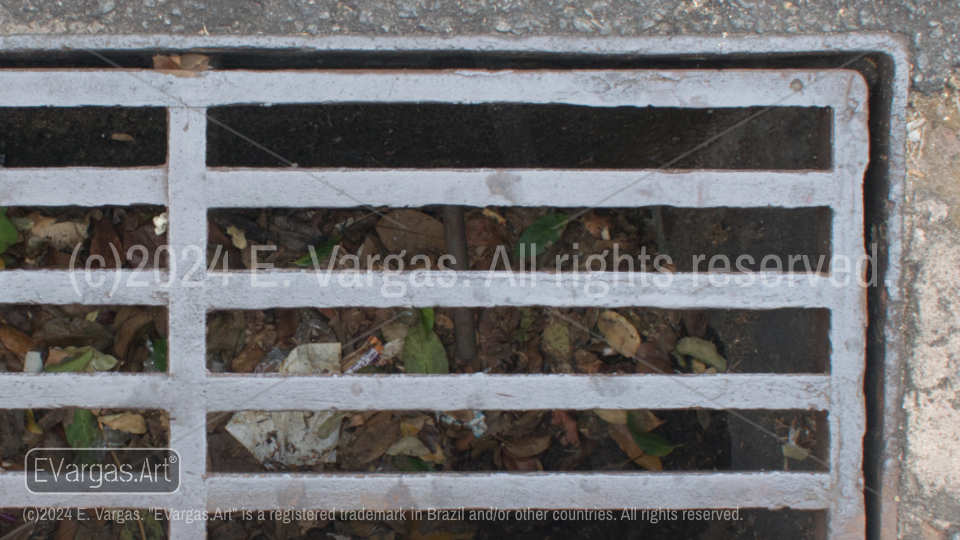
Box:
[165,107,209,539]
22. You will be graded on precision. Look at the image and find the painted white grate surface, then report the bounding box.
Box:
[0,66,869,539]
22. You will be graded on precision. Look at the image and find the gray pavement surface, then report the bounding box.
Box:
[0,0,957,91]
[1,1,959,539]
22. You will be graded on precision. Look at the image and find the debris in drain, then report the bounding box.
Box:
[0,206,167,270]
[0,304,168,373]
[206,306,735,376]
[0,508,168,540]
[224,339,343,467]
[225,410,340,468]
[0,408,169,470]
[208,206,665,273]
[211,408,694,473]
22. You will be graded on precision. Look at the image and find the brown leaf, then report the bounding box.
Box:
[574,349,604,374]
[152,54,213,76]
[231,328,277,373]
[597,311,641,357]
[277,309,300,342]
[375,209,446,253]
[630,409,666,432]
[88,216,125,270]
[582,211,612,238]
[53,519,79,540]
[46,348,71,366]
[0,325,37,355]
[348,411,401,465]
[113,311,153,360]
[122,210,167,269]
[503,434,552,458]
[502,453,540,472]
[633,342,672,374]
[98,412,147,434]
[608,424,662,471]
[594,410,627,424]
[551,411,580,447]
[466,216,505,247]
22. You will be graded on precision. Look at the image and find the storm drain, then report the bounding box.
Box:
[0,40,876,539]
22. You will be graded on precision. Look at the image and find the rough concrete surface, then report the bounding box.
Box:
[901,92,960,540]
[0,1,958,538]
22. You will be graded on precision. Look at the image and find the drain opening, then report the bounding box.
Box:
[0,303,168,374]
[207,205,830,274]
[208,104,831,170]
[0,107,167,167]
[0,206,168,270]
[207,409,827,473]
[206,306,829,375]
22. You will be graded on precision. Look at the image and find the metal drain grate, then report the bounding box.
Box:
[0,39,879,539]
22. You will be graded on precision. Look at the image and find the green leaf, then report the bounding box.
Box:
[402,321,449,374]
[151,339,168,371]
[43,349,94,372]
[674,337,727,372]
[391,455,432,472]
[627,411,679,457]
[419,307,435,333]
[0,210,19,256]
[515,213,568,257]
[142,512,165,540]
[292,235,342,267]
[65,409,99,465]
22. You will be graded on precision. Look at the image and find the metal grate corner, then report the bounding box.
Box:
[0,51,873,539]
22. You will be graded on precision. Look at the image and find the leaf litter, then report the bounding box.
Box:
[207,205,668,272]
[1,304,168,373]
[207,306,728,377]
[0,206,167,270]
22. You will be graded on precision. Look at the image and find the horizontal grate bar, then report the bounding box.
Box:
[0,373,829,411]
[206,373,831,411]
[0,375,170,409]
[0,271,167,305]
[0,168,167,207]
[205,271,842,310]
[206,472,832,511]
[206,169,845,209]
[0,70,863,112]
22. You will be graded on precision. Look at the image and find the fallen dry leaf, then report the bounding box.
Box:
[375,209,446,253]
[0,325,36,355]
[230,328,277,373]
[551,410,580,446]
[503,434,552,458]
[609,424,662,471]
[466,216,505,247]
[110,133,135,142]
[28,214,88,251]
[113,311,153,360]
[629,409,666,432]
[574,349,604,373]
[594,409,627,424]
[152,54,213,77]
[386,436,431,457]
[597,311,641,357]
[46,348,71,366]
[346,411,401,465]
[225,225,248,250]
[482,207,507,225]
[582,211,612,239]
[99,412,147,434]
